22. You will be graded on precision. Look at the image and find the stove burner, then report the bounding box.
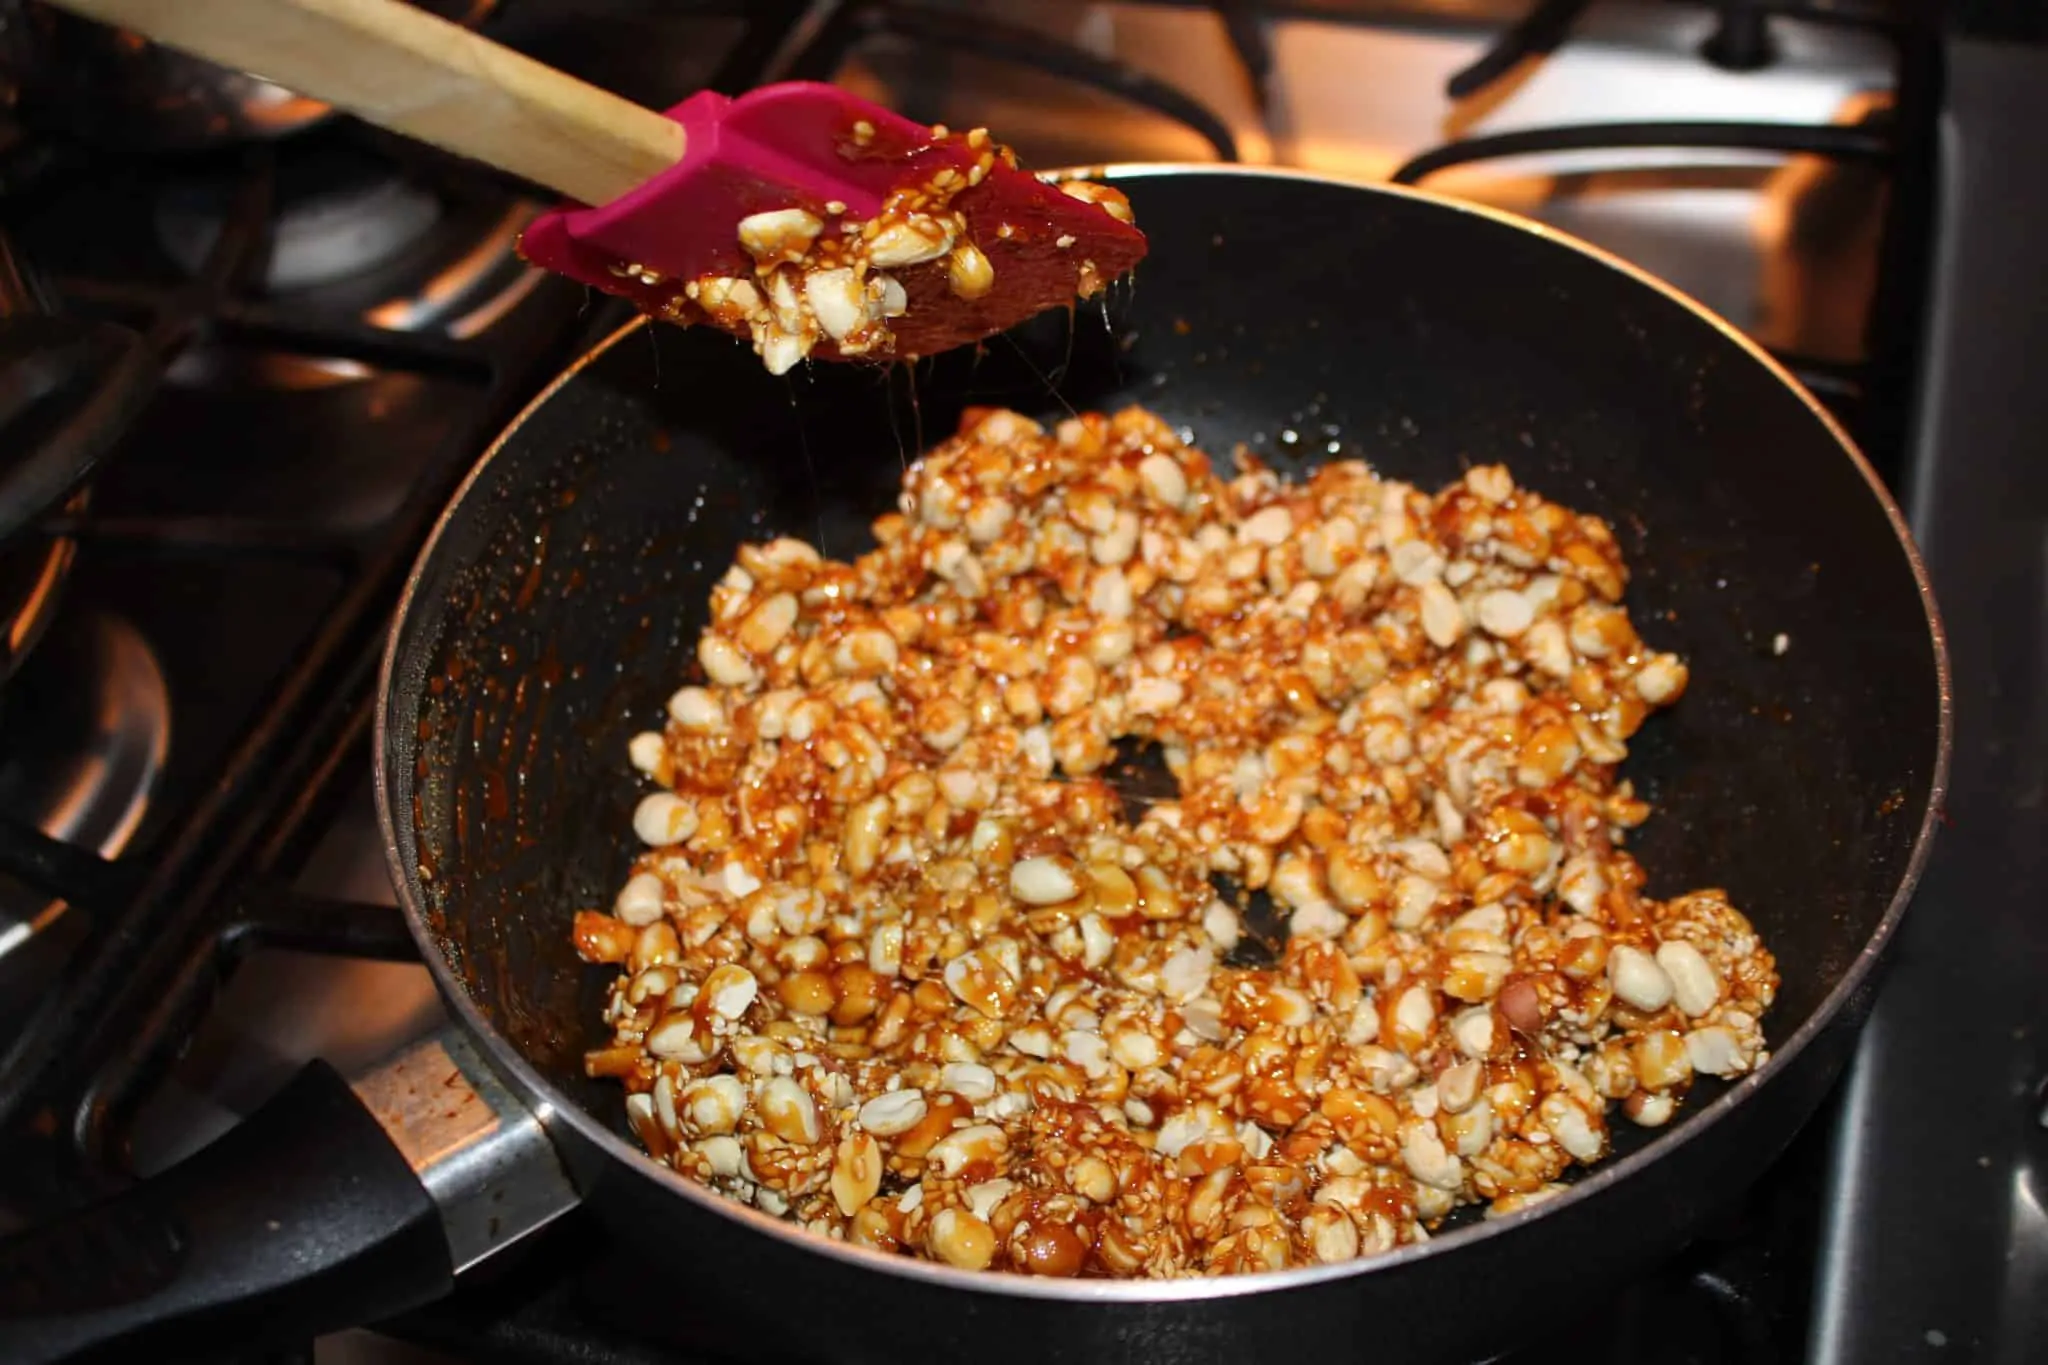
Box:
[0,518,75,689]
[155,143,443,292]
[3,613,167,854]
[153,133,545,352]
[0,613,169,1023]
[362,198,546,337]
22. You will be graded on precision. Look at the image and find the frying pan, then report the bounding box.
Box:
[0,167,1950,1365]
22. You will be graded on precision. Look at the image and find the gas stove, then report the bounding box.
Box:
[0,3,2035,1363]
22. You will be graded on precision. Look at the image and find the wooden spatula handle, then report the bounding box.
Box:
[43,0,685,206]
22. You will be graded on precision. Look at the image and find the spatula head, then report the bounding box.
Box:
[516,83,1147,363]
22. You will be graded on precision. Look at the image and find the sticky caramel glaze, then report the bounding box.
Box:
[517,125,1144,368]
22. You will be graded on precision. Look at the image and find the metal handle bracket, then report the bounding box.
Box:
[351,1027,580,1274]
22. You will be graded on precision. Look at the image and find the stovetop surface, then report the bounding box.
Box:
[1805,34,2048,1364]
[0,4,2035,1363]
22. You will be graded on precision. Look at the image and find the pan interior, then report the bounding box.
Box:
[385,172,1943,1179]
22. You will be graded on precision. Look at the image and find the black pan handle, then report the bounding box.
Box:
[0,1029,579,1363]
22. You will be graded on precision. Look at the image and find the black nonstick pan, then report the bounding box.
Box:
[0,167,1950,1365]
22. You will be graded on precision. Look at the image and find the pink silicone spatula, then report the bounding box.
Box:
[46,0,1148,365]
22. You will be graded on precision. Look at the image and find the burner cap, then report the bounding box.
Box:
[0,612,168,1029]
[155,142,442,292]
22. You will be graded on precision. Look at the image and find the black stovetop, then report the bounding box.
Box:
[0,5,2037,1364]
[1801,33,2048,1363]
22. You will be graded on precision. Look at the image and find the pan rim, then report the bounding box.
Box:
[374,163,1954,1304]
